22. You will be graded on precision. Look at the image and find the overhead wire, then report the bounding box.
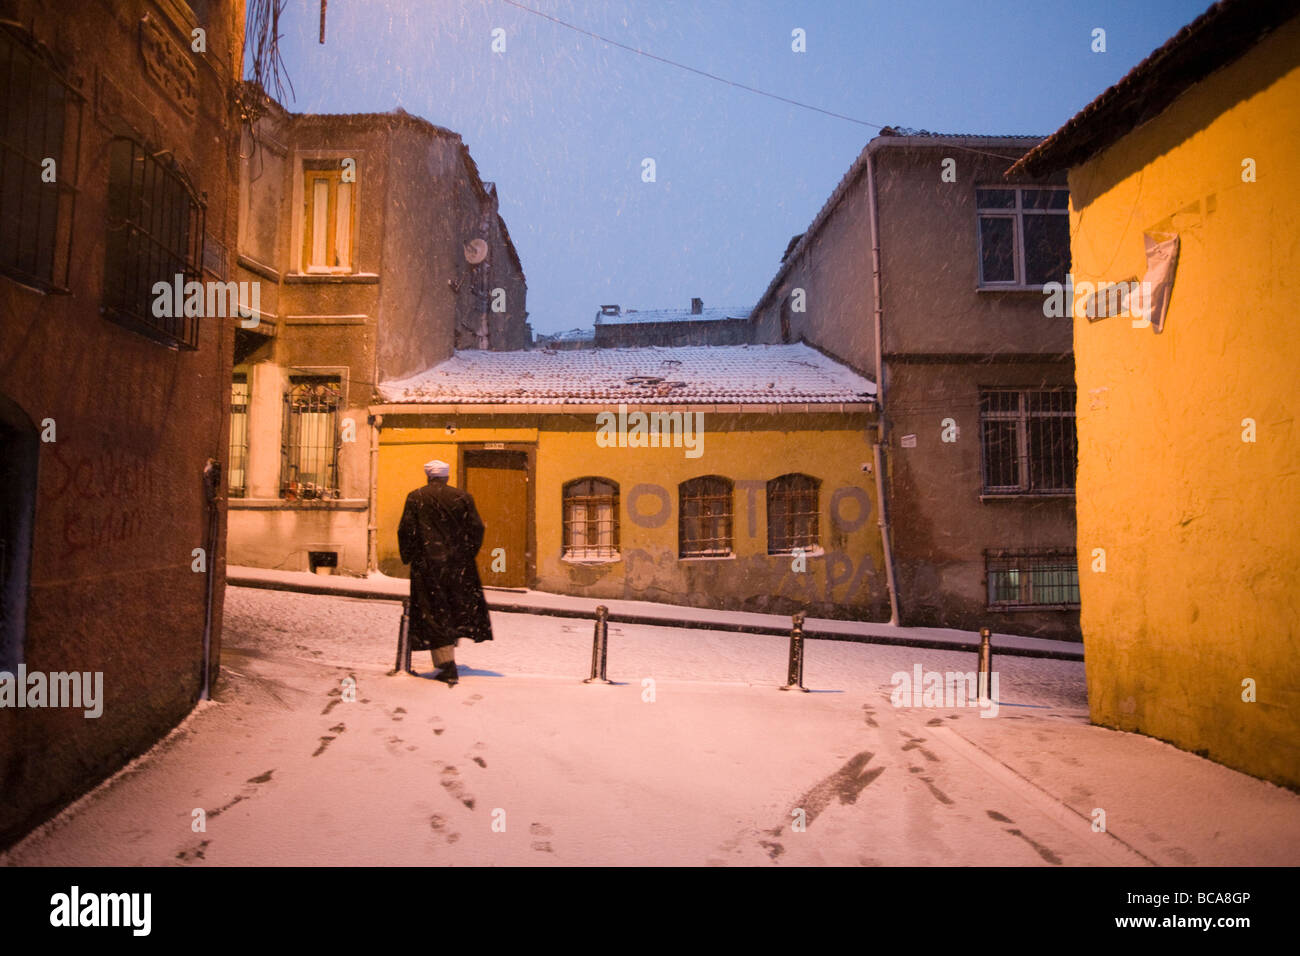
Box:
[495,0,1042,163]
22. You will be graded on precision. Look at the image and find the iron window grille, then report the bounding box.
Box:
[986,549,1080,609]
[979,388,1076,495]
[976,186,1070,288]
[281,376,341,500]
[679,475,734,558]
[0,22,82,293]
[767,473,820,554]
[103,136,205,349]
[228,372,250,498]
[562,477,619,559]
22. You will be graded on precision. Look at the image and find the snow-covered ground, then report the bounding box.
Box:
[4,587,1298,867]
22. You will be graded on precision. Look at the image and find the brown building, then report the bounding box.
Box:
[226,94,529,576]
[0,0,244,846]
[593,300,753,348]
[751,130,1079,640]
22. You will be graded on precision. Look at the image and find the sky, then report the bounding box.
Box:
[264,0,1212,335]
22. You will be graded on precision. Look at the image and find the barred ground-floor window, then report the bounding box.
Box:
[985,549,1080,609]
[281,375,341,499]
[562,477,619,559]
[767,473,820,554]
[679,475,733,558]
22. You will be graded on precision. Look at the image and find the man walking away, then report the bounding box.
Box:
[397,460,494,686]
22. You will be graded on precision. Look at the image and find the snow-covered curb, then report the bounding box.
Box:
[225,566,1084,661]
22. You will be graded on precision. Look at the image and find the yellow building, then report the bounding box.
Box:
[1012,0,1300,786]
[371,344,891,621]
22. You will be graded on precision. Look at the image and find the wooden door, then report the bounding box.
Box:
[463,450,529,588]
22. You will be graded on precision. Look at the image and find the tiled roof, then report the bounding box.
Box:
[599,307,752,325]
[379,344,877,406]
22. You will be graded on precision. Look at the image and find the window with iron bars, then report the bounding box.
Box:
[0,23,82,293]
[281,376,341,500]
[562,478,619,560]
[228,372,250,498]
[103,137,204,349]
[979,388,1076,495]
[679,475,733,558]
[986,549,1080,609]
[767,473,820,554]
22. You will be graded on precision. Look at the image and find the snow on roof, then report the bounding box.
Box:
[538,327,595,342]
[379,343,877,406]
[599,306,753,325]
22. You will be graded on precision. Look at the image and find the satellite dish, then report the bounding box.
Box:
[463,238,488,265]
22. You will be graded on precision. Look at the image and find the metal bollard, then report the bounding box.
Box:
[583,605,612,684]
[390,598,413,676]
[780,611,809,692]
[977,626,994,701]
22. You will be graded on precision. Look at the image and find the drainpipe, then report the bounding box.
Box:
[367,413,383,573]
[865,147,901,625]
[200,457,221,700]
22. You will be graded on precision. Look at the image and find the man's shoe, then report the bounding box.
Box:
[433,663,459,686]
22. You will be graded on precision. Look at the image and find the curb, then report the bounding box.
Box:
[226,573,1085,662]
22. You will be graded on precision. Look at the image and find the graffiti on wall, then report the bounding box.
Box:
[46,444,158,558]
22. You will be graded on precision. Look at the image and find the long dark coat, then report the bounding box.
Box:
[397,479,494,651]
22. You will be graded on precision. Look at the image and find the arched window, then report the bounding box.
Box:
[679,476,733,558]
[767,474,820,554]
[563,478,619,559]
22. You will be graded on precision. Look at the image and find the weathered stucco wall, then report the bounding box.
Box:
[376,412,889,621]
[875,145,1071,357]
[749,174,877,377]
[1066,16,1300,787]
[887,360,1079,638]
[228,106,528,575]
[0,0,242,847]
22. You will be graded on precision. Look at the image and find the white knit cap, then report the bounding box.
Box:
[424,459,450,478]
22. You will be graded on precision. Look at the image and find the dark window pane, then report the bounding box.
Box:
[976,188,1016,209]
[1023,213,1070,286]
[982,420,1020,489]
[979,216,1016,283]
[1028,415,1076,491]
[1022,188,1069,210]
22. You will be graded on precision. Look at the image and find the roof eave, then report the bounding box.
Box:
[1010,0,1300,177]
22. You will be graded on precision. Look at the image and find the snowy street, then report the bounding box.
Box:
[5,587,1299,867]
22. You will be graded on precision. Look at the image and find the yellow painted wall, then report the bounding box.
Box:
[1066,17,1300,787]
[377,412,889,620]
